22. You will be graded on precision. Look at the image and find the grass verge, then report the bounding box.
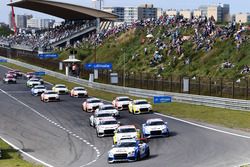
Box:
[0,139,42,167]
[2,62,250,132]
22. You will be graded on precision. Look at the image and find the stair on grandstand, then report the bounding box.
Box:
[50,26,96,47]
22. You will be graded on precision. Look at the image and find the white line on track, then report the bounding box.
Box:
[0,88,100,167]
[154,113,250,139]
[0,135,54,167]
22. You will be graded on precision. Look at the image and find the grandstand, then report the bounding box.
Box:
[1,0,117,52]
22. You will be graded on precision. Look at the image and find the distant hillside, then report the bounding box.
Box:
[58,23,250,79]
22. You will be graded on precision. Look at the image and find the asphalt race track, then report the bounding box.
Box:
[1,65,250,167]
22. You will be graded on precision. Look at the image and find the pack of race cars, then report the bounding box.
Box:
[2,69,170,164]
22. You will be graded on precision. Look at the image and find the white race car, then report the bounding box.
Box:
[112,96,132,110]
[31,85,46,96]
[113,125,141,144]
[96,117,120,137]
[96,104,120,117]
[128,99,153,114]
[3,75,16,84]
[82,98,104,112]
[26,78,41,88]
[142,118,169,138]
[25,72,34,79]
[70,87,88,97]
[89,110,115,127]
[108,138,150,163]
[40,90,60,102]
[52,84,69,94]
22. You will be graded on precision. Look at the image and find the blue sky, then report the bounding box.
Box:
[1,0,249,23]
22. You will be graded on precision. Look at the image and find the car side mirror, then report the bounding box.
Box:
[165,122,168,125]
[136,129,140,133]
[117,121,121,125]
[114,130,117,133]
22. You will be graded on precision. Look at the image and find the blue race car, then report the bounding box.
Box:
[142,118,169,138]
[108,138,150,163]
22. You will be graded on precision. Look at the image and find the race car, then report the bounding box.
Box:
[25,72,34,79]
[2,75,16,84]
[142,118,169,138]
[13,70,22,77]
[112,96,132,110]
[89,110,115,127]
[40,90,60,102]
[108,138,150,163]
[113,125,141,144]
[26,78,41,88]
[52,84,69,94]
[31,85,46,96]
[96,117,120,137]
[128,99,152,114]
[95,104,120,117]
[7,70,17,78]
[32,76,44,84]
[70,87,88,97]
[82,97,104,112]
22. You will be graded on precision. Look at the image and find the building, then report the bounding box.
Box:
[193,9,202,18]
[179,10,192,19]
[138,4,158,20]
[222,4,230,22]
[27,18,40,28]
[199,4,230,22]
[8,12,14,29]
[124,7,138,25]
[103,4,162,25]
[40,19,55,29]
[103,7,124,22]
[235,13,250,23]
[165,9,178,17]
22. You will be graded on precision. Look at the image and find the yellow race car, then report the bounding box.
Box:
[113,125,141,144]
[128,99,152,114]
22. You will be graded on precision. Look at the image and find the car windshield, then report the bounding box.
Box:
[46,92,57,95]
[118,128,136,133]
[35,86,45,89]
[56,86,66,88]
[101,106,115,110]
[118,98,130,101]
[96,113,113,117]
[147,121,165,126]
[89,100,101,103]
[135,101,148,105]
[30,79,39,81]
[116,142,136,147]
[99,120,117,125]
[75,88,85,91]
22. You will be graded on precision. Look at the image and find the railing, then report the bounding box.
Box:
[1,56,250,112]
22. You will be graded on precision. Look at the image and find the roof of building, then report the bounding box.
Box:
[8,0,117,21]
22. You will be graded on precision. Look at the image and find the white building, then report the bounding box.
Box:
[236,13,250,23]
[165,9,178,17]
[179,10,192,19]
[124,7,138,25]
[193,9,202,18]
[27,18,40,28]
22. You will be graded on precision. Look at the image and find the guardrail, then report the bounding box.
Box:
[1,56,250,112]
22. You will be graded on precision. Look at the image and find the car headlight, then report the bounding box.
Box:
[144,128,150,134]
[162,127,168,132]
[108,151,114,157]
[98,127,104,132]
[128,150,135,156]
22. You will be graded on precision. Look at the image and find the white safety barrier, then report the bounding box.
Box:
[1,56,250,111]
